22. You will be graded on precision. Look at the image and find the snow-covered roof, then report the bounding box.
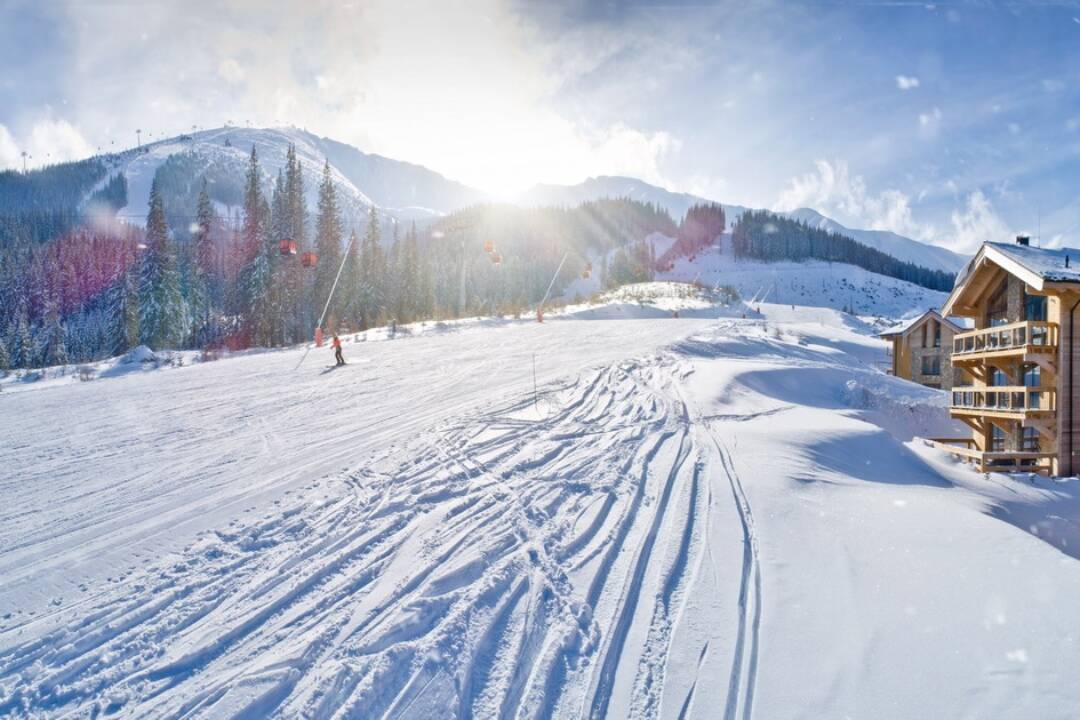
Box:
[879,308,961,338]
[984,241,1080,284]
[945,240,1080,316]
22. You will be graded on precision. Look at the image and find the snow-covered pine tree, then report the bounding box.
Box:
[358,207,385,330]
[385,221,402,324]
[399,222,421,323]
[0,331,9,372]
[415,223,435,319]
[239,147,275,346]
[314,160,343,328]
[108,259,139,356]
[138,178,186,350]
[191,178,215,344]
[340,229,361,329]
[284,144,310,335]
[40,295,67,367]
[13,308,34,368]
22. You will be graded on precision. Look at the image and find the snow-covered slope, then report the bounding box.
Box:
[106,126,489,227]
[520,175,751,227]
[786,206,967,273]
[656,234,948,319]
[3,296,1080,718]
[520,178,965,273]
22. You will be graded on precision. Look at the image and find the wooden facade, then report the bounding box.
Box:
[879,310,962,389]
[941,238,1080,475]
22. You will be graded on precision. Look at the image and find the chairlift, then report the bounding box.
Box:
[301,251,318,268]
[490,252,502,265]
[279,239,298,256]
[483,240,494,254]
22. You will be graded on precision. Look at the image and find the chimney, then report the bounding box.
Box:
[1016,235,1030,246]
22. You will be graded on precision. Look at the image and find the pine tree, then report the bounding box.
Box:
[192,178,215,342]
[284,144,306,248]
[399,223,421,323]
[138,178,186,349]
[340,229,361,328]
[358,207,385,329]
[0,332,9,372]
[13,308,33,368]
[239,147,275,345]
[385,221,402,322]
[40,296,67,367]
[109,260,139,356]
[314,160,343,328]
[283,144,309,336]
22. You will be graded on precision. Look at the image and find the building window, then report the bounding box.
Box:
[990,425,1006,452]
[933,322,941,347]
[988,280,1009,326]
[989,368,1008,386]
[1022,427,1040,452]
[1025,293,1047,322]
[921,355,941,375]
[1022,364,1041,387]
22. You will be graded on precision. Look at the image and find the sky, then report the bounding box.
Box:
[1,0,1079,253]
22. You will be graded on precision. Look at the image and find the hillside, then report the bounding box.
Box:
[108,126,489,229]
[2,294,1078,718]
[786,207,967,273]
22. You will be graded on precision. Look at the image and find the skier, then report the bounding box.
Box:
[332,333,345,366]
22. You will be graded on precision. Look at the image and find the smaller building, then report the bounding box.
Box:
[880,309,963,389]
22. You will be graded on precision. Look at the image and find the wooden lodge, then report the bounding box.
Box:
[880,309,963,389]
[935,236,1080,475]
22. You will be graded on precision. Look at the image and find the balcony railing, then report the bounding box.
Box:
[952,320,1057,357]
[950,385,1056,414]
[922,438,1054,474]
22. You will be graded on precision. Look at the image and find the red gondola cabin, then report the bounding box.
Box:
[301,251,318,268]
[279,239,298,256]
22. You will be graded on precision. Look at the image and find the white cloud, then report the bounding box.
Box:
[217,57,246,84]
[27,119,95,166]
[918,107,942,135]
[948,190,1011,252]
[775,159,934,241]
[0,119,94,170]
[49,0,683,194]
[1007,122,1021,135]
[895,75,920,90]
[0,125,19,169]
[1042,78,1065,93]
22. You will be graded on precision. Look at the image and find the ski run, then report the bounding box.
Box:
[3,287,1080,719]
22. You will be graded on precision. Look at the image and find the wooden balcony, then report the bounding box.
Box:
[923,438,1054,474]
[951,321,1057,363]
[949,385,1056,419]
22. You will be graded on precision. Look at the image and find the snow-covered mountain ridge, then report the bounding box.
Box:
[80,127,964,273]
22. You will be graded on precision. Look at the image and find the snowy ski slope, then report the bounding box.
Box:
[2,292,1080,718]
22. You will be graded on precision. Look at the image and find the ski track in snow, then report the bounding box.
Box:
[0,341,754,719]
[7,302,1080,718]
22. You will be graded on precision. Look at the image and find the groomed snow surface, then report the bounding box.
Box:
[2,284,1080,719]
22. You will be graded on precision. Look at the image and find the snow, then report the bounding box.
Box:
[656,235,950,319]
[786,207,968,273]
[984,240,1080,283]
[112,127,377,227]
[3,288,1080,718]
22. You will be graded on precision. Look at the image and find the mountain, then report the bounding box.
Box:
[8,126,964,274]
[520,177,966,273]
[520,175,751,228]
[104,126,489,229]
[784,207,967,273]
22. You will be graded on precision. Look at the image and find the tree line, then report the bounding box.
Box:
[0,146,681,371]
[731,209,955,291]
